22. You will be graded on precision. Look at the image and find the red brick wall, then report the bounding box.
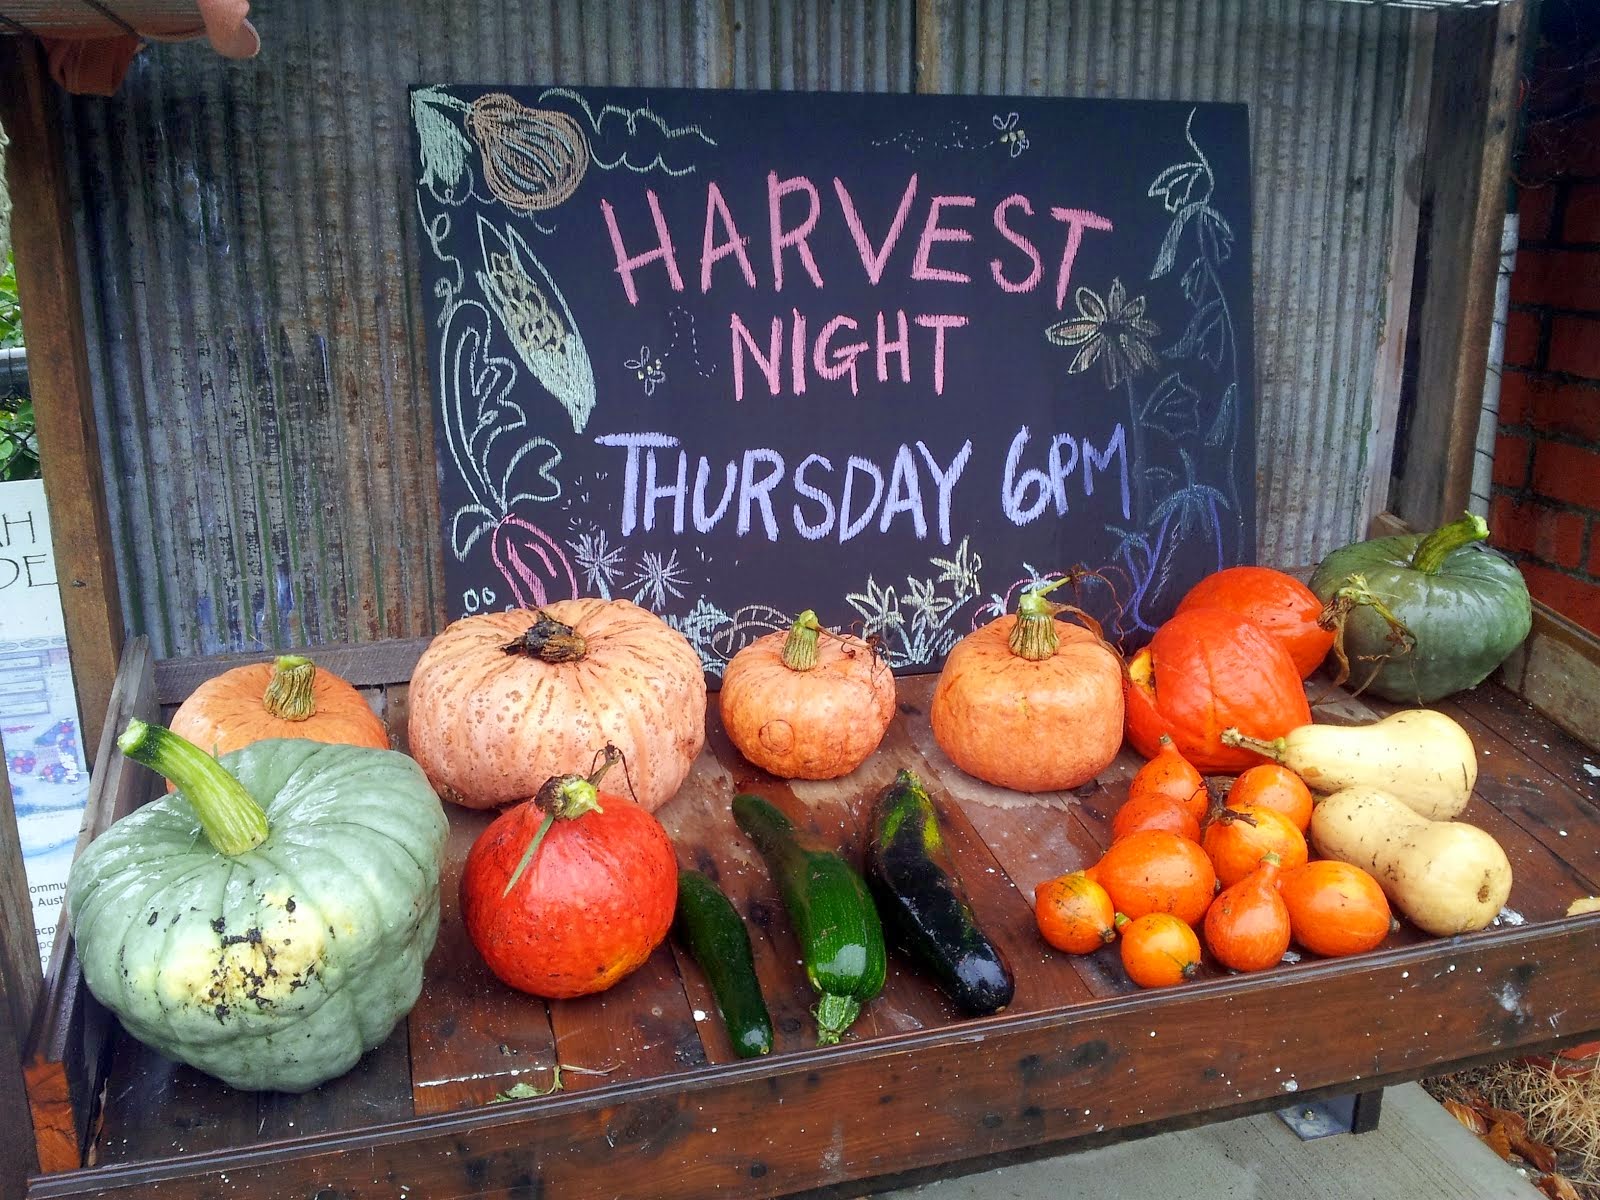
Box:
[1492,4,1600,637]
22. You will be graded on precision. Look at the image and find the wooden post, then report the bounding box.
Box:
[0,761,42,1195]
[0,37,126,756]
[1391,1,1527,531]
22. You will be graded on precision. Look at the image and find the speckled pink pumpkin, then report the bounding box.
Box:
[407,599,706,811]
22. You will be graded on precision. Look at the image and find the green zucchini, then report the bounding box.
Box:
[672,870,774,1058]
[731,793,886,1046]
[866,769,1015,1015]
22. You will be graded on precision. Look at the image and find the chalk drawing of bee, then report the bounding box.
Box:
[625,346,666,396]
[993,112,1029,158]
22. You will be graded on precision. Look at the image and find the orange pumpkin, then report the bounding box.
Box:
[1124,607,1311,774]
[1226,764,1314,832]
[1034,872,1117,954]
[1111,794,1201,843]
[1176,566,1335,679]
[1085,830,1216,926]
[719,611,895,779]
[1117,912,1201,988]
[1203,855,1291,973]
[1278,860,1393,958]
[930,586,1124,793]
[1128,735,1209,824]
[407,600,706,811]
[1201,805,1308,888]
[168,656,388,783]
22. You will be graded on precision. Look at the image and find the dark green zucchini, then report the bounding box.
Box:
[731,793,885,1046]
[672,870,774,1058]
[866,769,1015,1016]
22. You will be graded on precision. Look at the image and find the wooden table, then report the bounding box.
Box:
[20,636,1600,1199]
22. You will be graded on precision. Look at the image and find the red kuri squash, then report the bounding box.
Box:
[408,600,706,811]
[1124,607,1311,774]
[1176,566,1335,679]
[461,749,678,998]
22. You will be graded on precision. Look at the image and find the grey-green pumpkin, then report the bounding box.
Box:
[66,721,448,1093]
[1309,513,1532,704]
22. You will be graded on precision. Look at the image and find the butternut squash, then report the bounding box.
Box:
[1220,709,1476,821]
[1308,785,1512,935]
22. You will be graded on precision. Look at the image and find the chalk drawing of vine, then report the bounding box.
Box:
[539,86,715,176]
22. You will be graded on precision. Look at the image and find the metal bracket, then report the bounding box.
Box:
[1277,1089,1384,1140]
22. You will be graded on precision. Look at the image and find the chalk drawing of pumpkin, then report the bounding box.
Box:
[466,93,590,213]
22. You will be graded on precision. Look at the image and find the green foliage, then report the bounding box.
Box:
[0,253,20,350]
[0,397,38,481]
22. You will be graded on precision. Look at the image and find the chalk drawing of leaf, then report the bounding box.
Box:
[1150,202,1200,281]
[451,504,498,560]
[412,88,473,205]
[1198,210,1234,266]
[441,300,523,514]
[1179,258,1208,305]
[1149,162,1208,215]
[1167,298,1226,368]
[500,437,562,508]
[1141,374,1202,441]
[476,216,597,434]
[1208,383,1239,447]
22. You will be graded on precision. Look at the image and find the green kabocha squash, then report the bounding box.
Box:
[1308,513,1531,704]
[66,720,448,1093]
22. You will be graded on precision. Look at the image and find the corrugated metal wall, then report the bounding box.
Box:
[58,0,1427,660]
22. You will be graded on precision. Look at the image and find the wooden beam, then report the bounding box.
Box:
[1392,2,1527,530]
[0,763,42,1197]
[0,38,126,755]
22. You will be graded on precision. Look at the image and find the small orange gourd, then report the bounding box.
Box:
[1203,855,1291,973]
[1225,764,1314,832]
[1202,805,1308,888]
[168,655,388,785]
[720,610,895,779]
[1034,872,1117,954]
[1117,912,1201,988]
[1084,830,1216,926]
[930,583,1124,793]
[1127,735,1208,824]
[1111,794,1202,843]
[1278,860,1393,958]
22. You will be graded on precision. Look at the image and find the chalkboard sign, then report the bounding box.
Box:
[410,85,1255,677]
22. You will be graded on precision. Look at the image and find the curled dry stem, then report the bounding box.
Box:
[1315,574,1416,700]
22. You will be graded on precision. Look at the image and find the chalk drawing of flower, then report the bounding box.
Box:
[624,345,666,396]
[903,576,953,625]
[846,578,903,640]
[627,549,690,609]
[568,527,626,598]
[1045,278,1162,391]
[930,538,983,600]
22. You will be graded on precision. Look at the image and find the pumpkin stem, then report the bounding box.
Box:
[780,610,823,671]
[503,610,588,663]
[1315,575,1417,696]
[116,719,269,856]
[1008,578,1072,661]
[1218,728,1288,761]
[502,748,621,898]
[1408,511,1489,575]
[813,993,861,1047]
[262,655,317,721]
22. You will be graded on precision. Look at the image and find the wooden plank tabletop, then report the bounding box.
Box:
[28,655,1600,1199]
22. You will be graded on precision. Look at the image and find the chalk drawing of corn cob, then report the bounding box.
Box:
[475,215,596,434]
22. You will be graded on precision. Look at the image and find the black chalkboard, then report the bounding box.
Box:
[410,85,1255,678]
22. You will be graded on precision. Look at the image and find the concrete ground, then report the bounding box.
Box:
[874,1083,1543,1200]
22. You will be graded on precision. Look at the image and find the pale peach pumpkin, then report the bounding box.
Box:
[930,588,1124,793]
[407,600,706,811]
[167,655,389,784]
[719,610,896,779]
